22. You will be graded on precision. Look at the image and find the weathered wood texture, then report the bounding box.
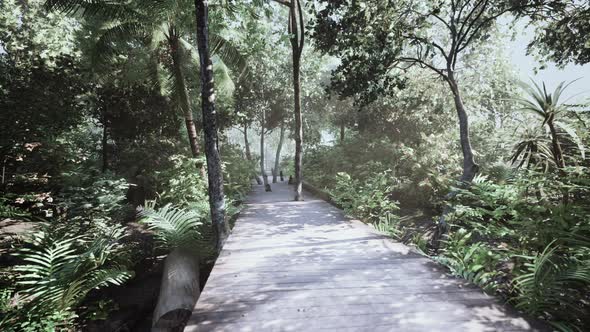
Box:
[185,182,549,332]
[152,248,200,330]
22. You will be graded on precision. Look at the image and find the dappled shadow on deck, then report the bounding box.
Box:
[185,181,548,332]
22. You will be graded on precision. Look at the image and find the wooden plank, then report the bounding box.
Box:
[185,182,549,331]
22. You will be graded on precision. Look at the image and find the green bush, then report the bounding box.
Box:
[511,241,590,331]
[0,167,136,331]
[154,145,254,209]
[436,229,505,292]
[303,135,456,208]
[154,154,209,209]
[329,171,399,225]
[221,144,256,201]
[57,170,132,226]
[444,168,590,330]
[138,201,204,251]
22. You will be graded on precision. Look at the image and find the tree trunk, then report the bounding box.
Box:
[260,109,268,186]
[448,72,479,183]
[340,122,345,144]
[244,124,252,161]
[430,71,480,252]
[290,0,304,201]
[245,124,262,185]
[548,121,566,169]
[548,121,569,203]
[273,123,285,183]
[169,30,201,160]
[194,0,228,251]
[101,114,108,173]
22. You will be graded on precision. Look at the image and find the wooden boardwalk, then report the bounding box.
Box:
[184,181,548,332]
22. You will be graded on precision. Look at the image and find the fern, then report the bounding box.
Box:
[512,241,590,331]
[138,201,203,249]
[14,227,133,317]
[0,199,31,220]
[438,229,503,292]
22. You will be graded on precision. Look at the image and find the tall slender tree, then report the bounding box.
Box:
[167,24,202,160]
[290,0,304,200]
[274,0,304,200]
[194,0,228,250]
[260,108,268,186]
[273,122,285,183]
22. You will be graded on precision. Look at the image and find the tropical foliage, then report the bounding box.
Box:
[1,0,590,330]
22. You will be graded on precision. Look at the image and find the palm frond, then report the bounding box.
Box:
[213,55,236,98]
[93,20,148,58]
[179,37,236,98]
[511,127,554,171]
[210,34,249,78]
[555,121,585,160]
[45,0,143,21]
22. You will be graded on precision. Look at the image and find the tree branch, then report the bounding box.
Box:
[398,57,449,81]
[456,0,473,24]
[296,0,304,56]
[430,11,452,32]
[404,34,450,61]
[411,8,452,32]
[456,0,487,41]
[455,0,489,56]
[272,0,291,7]
[457,7,509,54]
[456,1,549,55]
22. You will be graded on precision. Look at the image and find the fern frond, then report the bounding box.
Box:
[14,227,132,314]
[0,199,31,219]
[138,203,202,249]
[512,242,590,325]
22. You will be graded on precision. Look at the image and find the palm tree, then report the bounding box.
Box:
[45,0,243,249]
[511,126,554,171]
[46,0,239,162]
[514,80,585,171]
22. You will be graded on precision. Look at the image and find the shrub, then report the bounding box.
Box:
[57,170,132,226]
[329,171,399,225]
[444,168,590,330]
[221,144,256,201]
[436,229,505,292]
[138,201,205,251]
[303,135,456,208]
[511,241,590,330]
[153,155,209,209]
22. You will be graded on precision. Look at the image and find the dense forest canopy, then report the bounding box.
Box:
[0,0,589,331]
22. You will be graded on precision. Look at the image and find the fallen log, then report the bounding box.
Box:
[152,248,200,331]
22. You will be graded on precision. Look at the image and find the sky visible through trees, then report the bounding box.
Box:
[504,18,590,99]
